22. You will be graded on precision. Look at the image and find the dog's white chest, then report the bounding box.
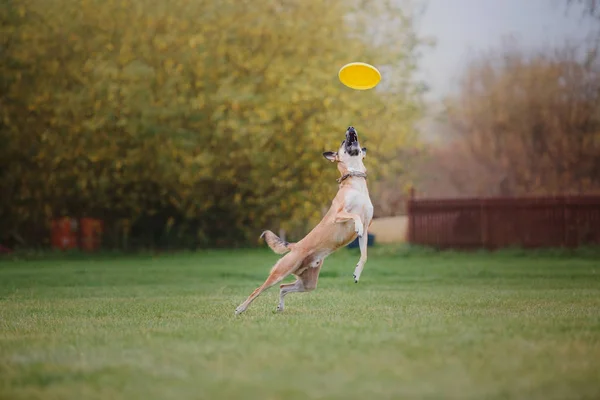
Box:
[344,191,372,216]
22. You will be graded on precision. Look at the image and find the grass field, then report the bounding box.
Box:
[1,247,600,400]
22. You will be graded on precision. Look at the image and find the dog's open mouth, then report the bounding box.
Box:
[345,126,360,156]
[348,130,357,144]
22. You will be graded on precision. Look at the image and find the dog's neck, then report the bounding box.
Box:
[337,166,367,184]
[337,171,367,183]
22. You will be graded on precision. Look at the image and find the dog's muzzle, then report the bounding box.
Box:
[345,126,360,156]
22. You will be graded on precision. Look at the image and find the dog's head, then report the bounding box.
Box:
[322,126,367,172]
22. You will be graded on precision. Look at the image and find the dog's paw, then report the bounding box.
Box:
[354,222,364,237]
[234,305,246,315]
[353,273,359,283]
[276,304,284,313]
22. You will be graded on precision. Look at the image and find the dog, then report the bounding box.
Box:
[234,126,374,315]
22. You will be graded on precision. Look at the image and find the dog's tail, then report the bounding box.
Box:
[260,230,296,254]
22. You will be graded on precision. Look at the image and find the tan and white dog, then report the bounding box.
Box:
[235,126,374,315]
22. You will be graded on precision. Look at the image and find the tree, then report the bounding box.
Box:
[418,40,600,198]
[0,0,428,247]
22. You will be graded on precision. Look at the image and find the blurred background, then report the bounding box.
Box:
[1,0,599,252]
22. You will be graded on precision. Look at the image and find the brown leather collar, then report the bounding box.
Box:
[337,171,367,183]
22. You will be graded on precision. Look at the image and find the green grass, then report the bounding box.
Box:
[1,247,600,400]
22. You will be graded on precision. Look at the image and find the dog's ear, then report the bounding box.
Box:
[322,151,338,162]
[362,147,367,157]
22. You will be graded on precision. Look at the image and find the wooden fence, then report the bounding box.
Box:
[407,194,600,249]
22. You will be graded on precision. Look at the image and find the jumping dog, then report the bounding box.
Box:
[235,126,373,314]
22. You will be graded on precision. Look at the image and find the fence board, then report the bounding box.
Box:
[407,195,600,249]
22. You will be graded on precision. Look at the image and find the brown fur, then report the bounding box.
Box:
[260,230,295,254]
[235,127,373,315]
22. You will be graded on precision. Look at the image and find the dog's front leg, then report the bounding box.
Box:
[353,231,368,283]
[334,210,364,237]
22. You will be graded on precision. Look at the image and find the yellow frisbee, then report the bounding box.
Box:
[338,62,381,90]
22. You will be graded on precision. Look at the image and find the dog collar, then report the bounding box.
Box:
[337,171,367,183]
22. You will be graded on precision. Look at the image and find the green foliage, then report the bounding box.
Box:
[0,0,427,247]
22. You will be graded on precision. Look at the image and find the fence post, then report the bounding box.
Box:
[480,198,489,249]
[407,187,415,244]
[562,195,569,248]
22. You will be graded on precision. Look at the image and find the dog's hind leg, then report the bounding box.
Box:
[235,251,304,315]
[277,280,303,312]
[277,261,322,312]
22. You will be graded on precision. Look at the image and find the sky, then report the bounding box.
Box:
[416,0,597,102]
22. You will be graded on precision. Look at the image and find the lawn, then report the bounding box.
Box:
[1,247,599,400]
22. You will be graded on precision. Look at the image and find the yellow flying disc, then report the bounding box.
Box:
[338,62,381,90]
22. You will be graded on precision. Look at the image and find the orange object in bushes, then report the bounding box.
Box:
[51,217,78,250]
[80,218,103,252]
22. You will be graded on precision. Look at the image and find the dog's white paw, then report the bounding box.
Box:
[354,221,364,237]
[276,304,284,312]
[234,305,246,315]
[353,266,362,283]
